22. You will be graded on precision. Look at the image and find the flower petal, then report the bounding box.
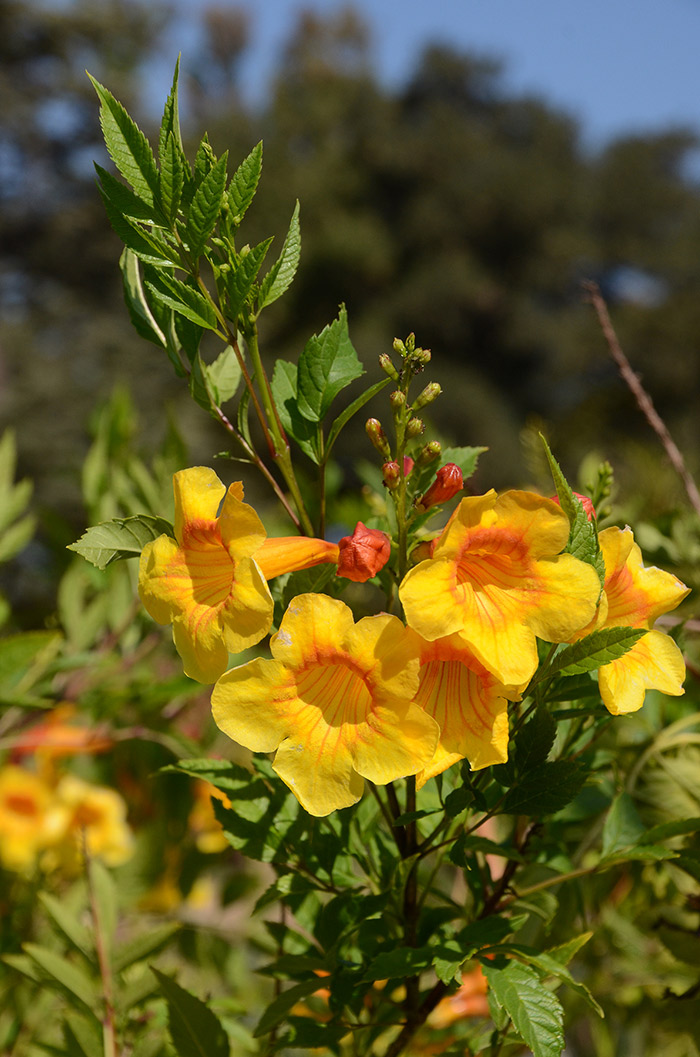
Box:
[270,593,356,668]
[599,527,690,628]
[138,535,184,624]
[525,554,601,641]
[598,629,686,715]
[255,536,339,580]
[218,484,268,560]
[352,701,439,786]
[173,467,226,542]
[211,658,296,752]
[220,557,273,653]
[172,608,230,684]
[400,558,468,641]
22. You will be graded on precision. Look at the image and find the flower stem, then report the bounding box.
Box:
[85,845,117,1057]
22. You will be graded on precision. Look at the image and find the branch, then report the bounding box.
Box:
[583,280,700,518]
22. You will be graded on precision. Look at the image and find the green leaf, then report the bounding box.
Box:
[204,346,242,405]
[270,359,319,462]
[67,515,174,570]
[545,627,647,679]
[224,238,273,323]
[120,250,167,347]
[228,141,263,223]
[94,164,160,223]
[362,946,433,981]
[0,631,61,689]
[98,184,178,267]
[483,961,565,1057]
[145,275,218,330]
[498,945,603,1017]
[24,944,99,1013]
[296,306,364,422]
[540,435,605,587]
[502,760,586,817]
[601,792,646,857]
[63,1014,103,1057]
[514,706,556,771]
[640,817,700,845]
[189,353,215,413]
[160,132,185,224]
[185,152,228,258]
[159,57,186,162]
[257,200,301,309]
[439,445,488,481]
[324,378,391,459]
[88,73,159,204]
[113,923,180,974]
[38,894,93,960]
[153,969,229,1057]
[89,860,117,964]
[657,924,700,967]
[0,513,36,562]
[254,979,323,1038]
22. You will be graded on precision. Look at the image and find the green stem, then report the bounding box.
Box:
[85,847,117,1057]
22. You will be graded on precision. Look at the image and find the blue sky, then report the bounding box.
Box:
[164,0,700,148]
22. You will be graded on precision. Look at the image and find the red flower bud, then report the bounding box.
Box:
[403,456,414,477]
[382,461,401,490]
[416,463,463,512]
[550,492,595,521]
[337,522,391,582]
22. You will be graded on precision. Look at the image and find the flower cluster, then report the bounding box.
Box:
[139,469,690,816]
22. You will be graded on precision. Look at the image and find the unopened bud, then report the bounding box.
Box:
[390,390,406,413]
[365,418,391,459]
[393,337,406,356]
[403,455,414,477]
[406,417,424,438]
[379,353,399,381]
[413,382,441,411]
[550,492,596,522]
[411,347,431,366]
[337,522,391,582]
[382,461,401,490]
[415,440,441,467]
[416,463,464,512]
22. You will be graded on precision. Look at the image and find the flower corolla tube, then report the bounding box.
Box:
[578,526,689,714]
[211,593,439,816]
[399,489,602,685]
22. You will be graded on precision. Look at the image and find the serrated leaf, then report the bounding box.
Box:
[67,515,175,570]
[544,931,593,966]
[514,706,556,771]
[88,74,159,204]
[296,306,364,422]
[546,627,647,679]
[120,249,167,347]
[640,816,700,845]
[270,359,319,462]
[324,378,391,459]
[204,345,242,405]
[502,760,586,817]
[254,979,323,1038]
[98,184,178,267]
[94,164,160,223]
[540,435,604,587]
[153,969,229,1057]
[228,141,263,223]
[189,353,215,413]
[362,946,433,981]
[159,57,186,162]
[160,131,184,224]
[224,238,273,323]
[24,944,98,1012]
[145,276,218,330]
[601,792,646,857]
[483,961,565,1057]
[185,152,228,258]
[499,945,603,1017]
[38,894,93,960]
[113,923,181,974]
[257,200,301,310]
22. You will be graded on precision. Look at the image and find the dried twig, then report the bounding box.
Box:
[583,280,700,518]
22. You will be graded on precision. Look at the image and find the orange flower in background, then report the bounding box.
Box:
[212,593,439,816]
[10,704,113,762]
[581,526,690,714]
[429,965,489,1028]
[400,490,601,685]
[410,633,525,789]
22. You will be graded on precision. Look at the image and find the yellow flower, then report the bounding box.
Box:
[0,766,64,872]
[188,780,231,854]
[585,526,690,714]
[410,633,525,789]
[212,593,439,816]
[399,490,601,685]
[48,774,134,871]
[139,467,342,683]
[139,467,274,682]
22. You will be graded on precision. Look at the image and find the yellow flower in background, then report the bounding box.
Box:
[0,766,64,872]
[212,593,439,816]
[410,633,525,790]
[400,490,601,685]
[48,774,133,870]
[188,780,231,854]
[584,526,690,714]
[139,467,343,683]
